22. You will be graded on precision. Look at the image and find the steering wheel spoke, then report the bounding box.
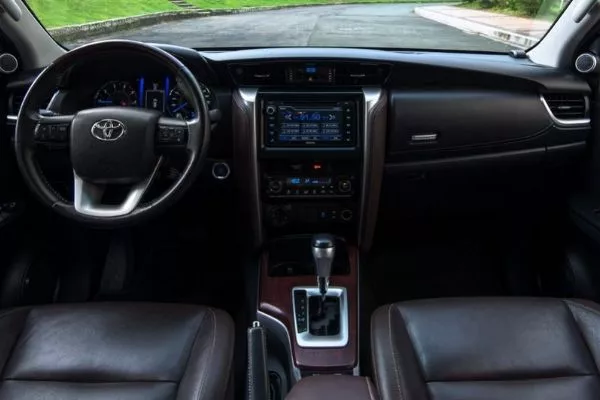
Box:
[73,157,163,217]
[33,114,74,146]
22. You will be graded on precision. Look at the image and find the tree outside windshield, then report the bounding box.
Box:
[26,0,569,51]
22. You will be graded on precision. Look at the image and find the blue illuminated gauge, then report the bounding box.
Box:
[167,87,194,120]
[93,81,138,107]
[168,84,212,120]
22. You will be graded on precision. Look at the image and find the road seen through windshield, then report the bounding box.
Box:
[65,4,515,51]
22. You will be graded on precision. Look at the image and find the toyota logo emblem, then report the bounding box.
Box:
[91,119,127,141]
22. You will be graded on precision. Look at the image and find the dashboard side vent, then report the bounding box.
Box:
[543,93,587,120]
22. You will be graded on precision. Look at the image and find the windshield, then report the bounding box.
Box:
[26,0,569,52]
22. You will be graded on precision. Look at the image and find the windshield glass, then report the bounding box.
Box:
[26,0,569,52]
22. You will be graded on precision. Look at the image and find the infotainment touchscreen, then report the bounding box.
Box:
[264,101,357,147]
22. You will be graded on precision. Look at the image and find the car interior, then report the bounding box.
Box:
[3,0,600,399]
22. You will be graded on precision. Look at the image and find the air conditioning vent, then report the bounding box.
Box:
[336,63,391,85]
[543,93,587,120]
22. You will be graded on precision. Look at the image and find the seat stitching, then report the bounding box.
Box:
[194,308,217,400]
[565,300,600,319]
[371,314,381,398]
[176,309,208,398]
[426,373,595,383]
[563,300,600,375]
[4,378,180,384]
[388,304,405,400]
[365,377,377,400]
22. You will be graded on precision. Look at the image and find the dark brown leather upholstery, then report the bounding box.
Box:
[371,298,600,400]
[285,375,379,400]
[0,303,234,400]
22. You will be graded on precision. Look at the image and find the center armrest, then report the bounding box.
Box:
[285,375,379,400]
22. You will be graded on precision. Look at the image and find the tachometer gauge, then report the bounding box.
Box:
[168,87,196,120]
[94,81,138,107]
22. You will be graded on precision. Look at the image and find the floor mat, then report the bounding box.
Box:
[366,238,508,307]
[364,213,546,307]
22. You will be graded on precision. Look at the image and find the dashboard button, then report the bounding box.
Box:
[338,180,352,193]
[212,162,231,180]
[341,209,353,221]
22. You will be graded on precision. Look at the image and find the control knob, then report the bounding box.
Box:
[268,180,283,194]
[338,179,352,193]
[341,209,353,221]
[266,106,277,115]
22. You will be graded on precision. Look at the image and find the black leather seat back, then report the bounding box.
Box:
[372,298,600,400]
[0,303,234,400]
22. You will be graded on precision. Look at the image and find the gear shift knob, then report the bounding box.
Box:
[311,234,336,297]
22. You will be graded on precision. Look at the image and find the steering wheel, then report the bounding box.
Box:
[15,40,210,226]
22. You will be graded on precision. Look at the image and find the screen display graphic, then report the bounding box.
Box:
[278,108,343,143]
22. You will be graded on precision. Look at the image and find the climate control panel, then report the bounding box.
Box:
[265,175,355,198]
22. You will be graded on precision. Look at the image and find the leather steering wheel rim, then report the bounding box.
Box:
[14,40,210,227]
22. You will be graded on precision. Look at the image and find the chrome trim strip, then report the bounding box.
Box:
[257,310,302,383]
[353,255,361,376]
[540,95,591,127]
[237,87,263,246]
[411,133,438,142]
[7,115,17,122]
[73,157,163,217]
[359,88,383,248]
[291,286,349,348]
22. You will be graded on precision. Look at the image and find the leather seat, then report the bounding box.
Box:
[0,302,234,400]
[371,298,600,400]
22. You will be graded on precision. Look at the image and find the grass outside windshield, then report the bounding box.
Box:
[25,0,569,51]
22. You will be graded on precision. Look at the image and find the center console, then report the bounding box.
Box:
[259,92,363,236]
[256,90,363,375]
[232,81,387,392]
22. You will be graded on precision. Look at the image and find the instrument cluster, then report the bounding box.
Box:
[93,77,215,120]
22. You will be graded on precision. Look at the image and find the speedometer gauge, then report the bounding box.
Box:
[168,87,195,120]
[167,84,213,120]
[94,81,138,107]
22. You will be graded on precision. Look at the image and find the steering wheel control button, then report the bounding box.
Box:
[212,162,231,180]
[157,125,188,146]
[35,123,69,143]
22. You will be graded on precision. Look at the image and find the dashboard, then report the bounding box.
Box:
[92,77,215,120]
[3,45,593,245]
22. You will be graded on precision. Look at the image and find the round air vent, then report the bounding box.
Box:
[0,53,18,74]
[575,52,598,73]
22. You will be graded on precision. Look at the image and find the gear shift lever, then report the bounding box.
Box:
[311,234,336,299]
